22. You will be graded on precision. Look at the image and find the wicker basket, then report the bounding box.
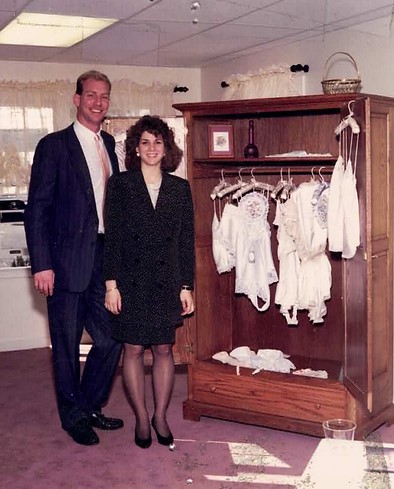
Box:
[321,52,361,94]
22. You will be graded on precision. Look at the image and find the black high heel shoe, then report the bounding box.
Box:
[134,429,152,449]
[151,417,174,446]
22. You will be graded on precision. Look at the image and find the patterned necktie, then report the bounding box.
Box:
[95,134,110,231]
[95,134,110,182]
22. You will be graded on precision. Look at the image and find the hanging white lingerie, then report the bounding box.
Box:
[273,200,300,325]
[327,155,344,252]
[235,192,278,311]
[212,202,237,274]
[276,180,331,324]
[212,192,278,311]
[327,133,360,259]
[341,155,360,259]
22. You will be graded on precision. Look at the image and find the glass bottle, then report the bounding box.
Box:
[243,120,259,158]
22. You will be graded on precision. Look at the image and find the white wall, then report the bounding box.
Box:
[201,29,394,101]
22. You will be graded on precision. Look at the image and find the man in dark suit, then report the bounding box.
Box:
[24,70,124,446]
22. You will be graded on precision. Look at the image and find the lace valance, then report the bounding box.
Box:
[221,64,300,100]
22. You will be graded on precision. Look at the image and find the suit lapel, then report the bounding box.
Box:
[129,170,177,216]
[154,173,177,216]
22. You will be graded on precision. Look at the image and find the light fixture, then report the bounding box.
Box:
[0,12,117,48]
[191,1,201,24]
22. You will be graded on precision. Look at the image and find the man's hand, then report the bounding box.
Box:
[34,269,55,297]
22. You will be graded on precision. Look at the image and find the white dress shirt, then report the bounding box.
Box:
[73,120,111,233]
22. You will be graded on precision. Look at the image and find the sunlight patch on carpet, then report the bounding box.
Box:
[205,473,300,484]
[228,442,291,467]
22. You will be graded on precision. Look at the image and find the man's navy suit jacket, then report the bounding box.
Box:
[24,124,119,292]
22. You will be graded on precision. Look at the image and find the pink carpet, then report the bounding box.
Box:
[1,348,392,489]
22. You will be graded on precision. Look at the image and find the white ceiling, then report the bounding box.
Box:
[0,0,393,68]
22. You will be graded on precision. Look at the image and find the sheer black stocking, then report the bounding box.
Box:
[122,343,150,439]
[151,343,174,437]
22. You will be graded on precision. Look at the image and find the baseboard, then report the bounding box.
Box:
[0,336,50,352]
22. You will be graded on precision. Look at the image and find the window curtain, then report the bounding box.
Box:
[0,78,175,193]
[221,64,300,100]
[109,80,176,118]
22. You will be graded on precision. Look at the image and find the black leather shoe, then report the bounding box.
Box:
[151,417,174,446]
[134,430,152,449]
[67,418,99,446]
[91,412,124,430]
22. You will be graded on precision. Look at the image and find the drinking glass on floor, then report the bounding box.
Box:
[323,419,357,440]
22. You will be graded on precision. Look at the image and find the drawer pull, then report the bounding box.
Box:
[210,386,217,393]
[315,403,321,410]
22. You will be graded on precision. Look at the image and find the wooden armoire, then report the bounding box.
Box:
[173,93,394,439]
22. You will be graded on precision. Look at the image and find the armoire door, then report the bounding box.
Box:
[343,96,394,415]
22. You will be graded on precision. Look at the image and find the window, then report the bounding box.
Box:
[0,77,176,195]
[0,106,53,194]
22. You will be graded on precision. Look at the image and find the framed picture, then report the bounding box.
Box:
[208,124,234,158]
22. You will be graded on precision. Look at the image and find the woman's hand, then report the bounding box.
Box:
[105,288,122,315]
[180,289,194,315]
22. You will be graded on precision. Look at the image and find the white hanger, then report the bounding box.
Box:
[309,166,316,181]
[318,166,326,183]
[210,169,228,200]
[311,167,329,204]
[217,168,248,198]
[271,167,286,199]
[334,100,360,135]
[232,169,274,200]
[278,168,295,201]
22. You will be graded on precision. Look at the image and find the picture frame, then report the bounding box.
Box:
[208,124,234,158]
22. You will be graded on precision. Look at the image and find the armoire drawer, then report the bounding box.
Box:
[192,363,347,423]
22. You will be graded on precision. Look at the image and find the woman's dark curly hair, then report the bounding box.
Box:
[125,115,183,172]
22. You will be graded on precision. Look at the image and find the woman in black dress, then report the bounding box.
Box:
[103,115,195,449]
